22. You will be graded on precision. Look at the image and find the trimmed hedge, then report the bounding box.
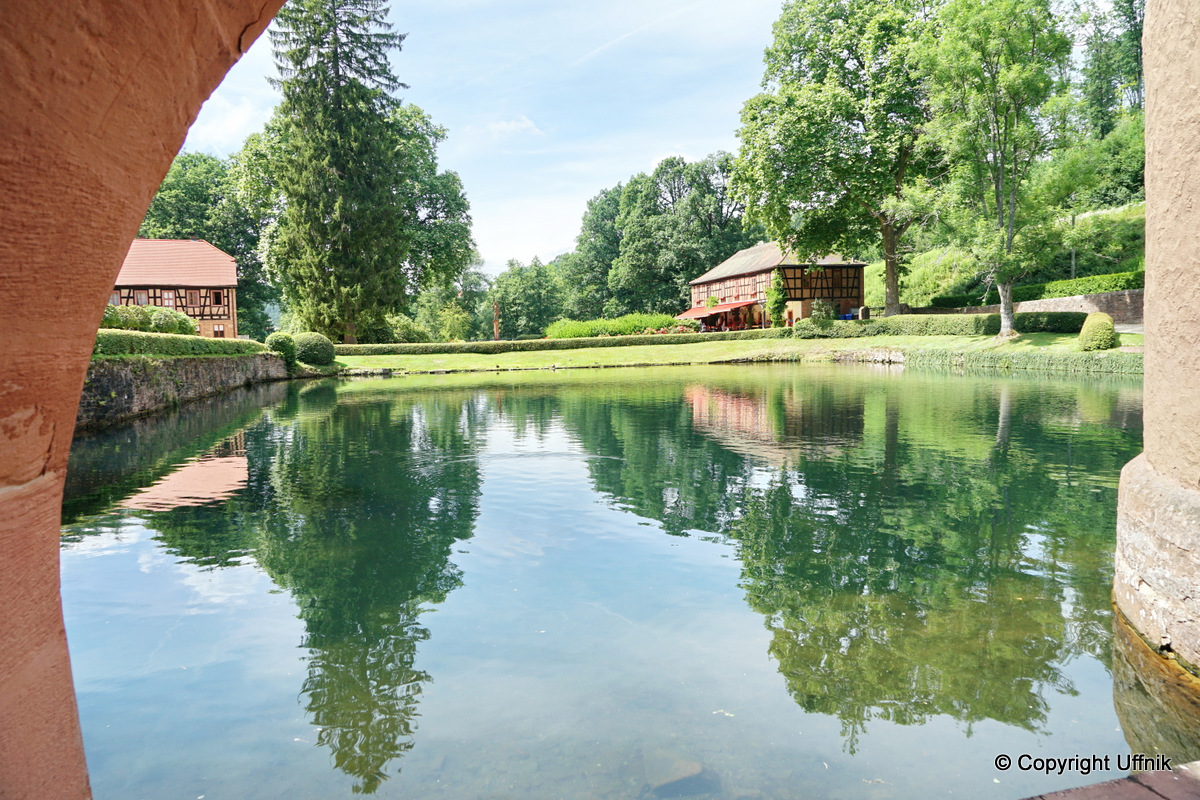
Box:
[294,331,336,365]
[930,270,1145,308]
[545,313,699,339]
[335,326,794,356]
[100,303,198,335]
[93,329,266,357]
[792,312,1087,339]
[1078,312,1118,351]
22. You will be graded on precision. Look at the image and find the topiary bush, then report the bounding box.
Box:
[294,331,336,365]
[265,331,297,371]
[1078,312,1118,351]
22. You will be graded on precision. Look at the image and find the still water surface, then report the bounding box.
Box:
[61,365,1151,799]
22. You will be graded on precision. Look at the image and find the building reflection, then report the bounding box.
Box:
[120,433,247,511]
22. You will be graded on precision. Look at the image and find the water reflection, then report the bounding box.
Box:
[552,368,1141,749]
[61,366,1145,797]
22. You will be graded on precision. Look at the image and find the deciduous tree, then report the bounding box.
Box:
[734,0,933,316]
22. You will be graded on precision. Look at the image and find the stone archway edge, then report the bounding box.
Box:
[0,2,286,797]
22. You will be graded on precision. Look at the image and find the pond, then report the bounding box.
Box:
[61,364,1159,799]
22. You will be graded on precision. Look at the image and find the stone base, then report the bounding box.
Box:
[1115,454,1200,673]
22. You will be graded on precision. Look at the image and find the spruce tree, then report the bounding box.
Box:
[270,0,411,343]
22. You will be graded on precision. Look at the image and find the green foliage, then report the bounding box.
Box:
[904,346,1140,373]
[412,265,491,341]
[100,304,122,329]
[113,304,152,331]
[766,270,787,328]
[93,330,266,357]
[705,295,719,309]
[103,304,198,336]
[554,186,622,319]
[931,269,1144,308]
[148,307,198,335]
[391,314,435,344]
[490,257,562,339]
[139,151,279,341]
[735,0,932,314]
[293,331,336,365]
[792,312,1086,338]
[265,332,297,371]
[356,313,433,344]
[604,153,762,316]
[809,299,837,320]
[1078,312,1118,351]
[267,1,472,343]
[921,0,1072,333]
[544,313,698,339]
[335,327,794,356]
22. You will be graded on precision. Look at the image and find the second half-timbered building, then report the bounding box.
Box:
[676,242,866,329]
[112,239,239,338]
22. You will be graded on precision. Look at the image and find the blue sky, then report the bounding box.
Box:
[184,0,783,274]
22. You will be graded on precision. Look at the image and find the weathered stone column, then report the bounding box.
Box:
[0,2,283,797]
[1114,0,1200,672]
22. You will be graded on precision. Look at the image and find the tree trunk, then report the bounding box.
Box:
[343,320,357,345]
[996,281,1016,338]
[882,222,901,317]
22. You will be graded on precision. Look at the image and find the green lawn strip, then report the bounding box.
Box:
[335,333,1141,374]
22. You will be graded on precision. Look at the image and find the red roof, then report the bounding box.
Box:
[676,300,757,319]
[116,239,238,288]
[689,242,866,286]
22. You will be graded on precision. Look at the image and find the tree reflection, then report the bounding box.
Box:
[118,383,486,793]
[559,370,1142,750]
[251,389,484,793]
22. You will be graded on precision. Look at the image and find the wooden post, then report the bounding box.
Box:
[493,300,500,341]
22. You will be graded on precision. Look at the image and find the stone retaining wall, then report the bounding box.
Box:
[77,353,288,431]
[933,289,1143,323]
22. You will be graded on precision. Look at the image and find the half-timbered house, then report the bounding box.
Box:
[112,238,238,338]
[676,242,866,329]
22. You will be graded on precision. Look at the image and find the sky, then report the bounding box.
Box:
[183,0,783,275]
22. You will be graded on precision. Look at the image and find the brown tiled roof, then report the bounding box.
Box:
[116,238,238,288]
[689,242,866,285]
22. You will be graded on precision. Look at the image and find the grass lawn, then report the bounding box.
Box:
[334,332,1144,375]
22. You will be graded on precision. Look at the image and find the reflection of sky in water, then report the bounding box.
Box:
[59,365,1155,799]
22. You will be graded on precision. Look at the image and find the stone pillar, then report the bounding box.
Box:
[1114,0,1200,672]
[0,2,283,797]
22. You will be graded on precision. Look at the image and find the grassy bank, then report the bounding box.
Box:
[336,332,1144,376]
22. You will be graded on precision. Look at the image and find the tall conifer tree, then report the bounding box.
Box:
[270,0,411,343]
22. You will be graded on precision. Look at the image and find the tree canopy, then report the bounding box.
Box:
[734,0,933,316]
[268,0,471,343]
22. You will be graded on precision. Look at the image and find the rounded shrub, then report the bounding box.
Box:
[294,331,336,365]
[265,331,297,370]
[174,312,198,336]
[1078,312,1117,351]
[114,304,152,331]
[100,303,122,329]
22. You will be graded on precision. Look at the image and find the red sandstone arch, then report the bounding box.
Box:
[0,2,285,797]
[1,1,1198,799]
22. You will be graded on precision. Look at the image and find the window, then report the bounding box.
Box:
[213,324,225,338]
[135,291,148,306]
[162,290,175,309]
[211,290,223,306]
[109,291,119,305]
[186,290,199,306]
